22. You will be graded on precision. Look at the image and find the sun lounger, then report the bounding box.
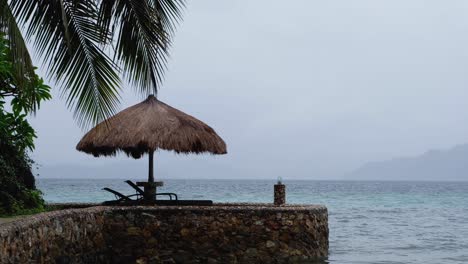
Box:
[125,180,178,200]
[102,187,142,205]
[102,181,212,206]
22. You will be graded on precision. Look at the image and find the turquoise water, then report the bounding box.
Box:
[37,179,468,264]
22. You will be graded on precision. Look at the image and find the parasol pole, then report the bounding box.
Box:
[148,150,154,183]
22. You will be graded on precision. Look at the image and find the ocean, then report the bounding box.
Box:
[36,179,468,264]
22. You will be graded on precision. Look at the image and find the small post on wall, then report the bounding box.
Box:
[274,177,286,206]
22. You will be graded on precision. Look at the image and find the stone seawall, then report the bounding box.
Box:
[0,207,108,263]
[0,204,328,263]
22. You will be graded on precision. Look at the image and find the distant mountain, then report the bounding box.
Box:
[348,144,468,181]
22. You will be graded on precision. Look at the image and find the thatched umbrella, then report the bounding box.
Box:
[76,95,227,184]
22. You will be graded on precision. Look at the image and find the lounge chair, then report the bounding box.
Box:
[102,180,213,206]
[102,187,141,205]
[124,180,178,200]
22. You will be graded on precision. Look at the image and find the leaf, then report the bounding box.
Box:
[11,0,121,127]
[7,0,185,128]
[0,0,38,112]
[98,0,185,95]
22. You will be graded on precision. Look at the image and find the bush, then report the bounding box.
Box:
[0,33,49,216]
[0,133,45,216]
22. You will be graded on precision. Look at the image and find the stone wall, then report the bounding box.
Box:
[0,204,328,263]
[0,207,108,263]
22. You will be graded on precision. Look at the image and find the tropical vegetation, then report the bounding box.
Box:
[0,33,50,215]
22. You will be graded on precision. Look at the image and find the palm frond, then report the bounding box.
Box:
[0,0,39,113]
[11,0,121,127]
[6,0,184,127]
[98,0,185,95]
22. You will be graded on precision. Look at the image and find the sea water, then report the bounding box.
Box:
[36,179,468,264]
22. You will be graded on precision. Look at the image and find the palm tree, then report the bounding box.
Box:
[0,0,184,127]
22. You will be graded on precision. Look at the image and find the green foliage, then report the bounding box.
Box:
[0,33,49,216]
[0,132,45,216]
[1,0,185,128]
[0,33,51,152]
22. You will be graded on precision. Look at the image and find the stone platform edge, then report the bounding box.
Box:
[1,203,327,231]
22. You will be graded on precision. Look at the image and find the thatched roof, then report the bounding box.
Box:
[76,95,227,158]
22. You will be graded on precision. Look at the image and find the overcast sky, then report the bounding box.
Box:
[29,0,468,180]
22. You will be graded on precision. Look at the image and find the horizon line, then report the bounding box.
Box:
[36,177,468,183]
